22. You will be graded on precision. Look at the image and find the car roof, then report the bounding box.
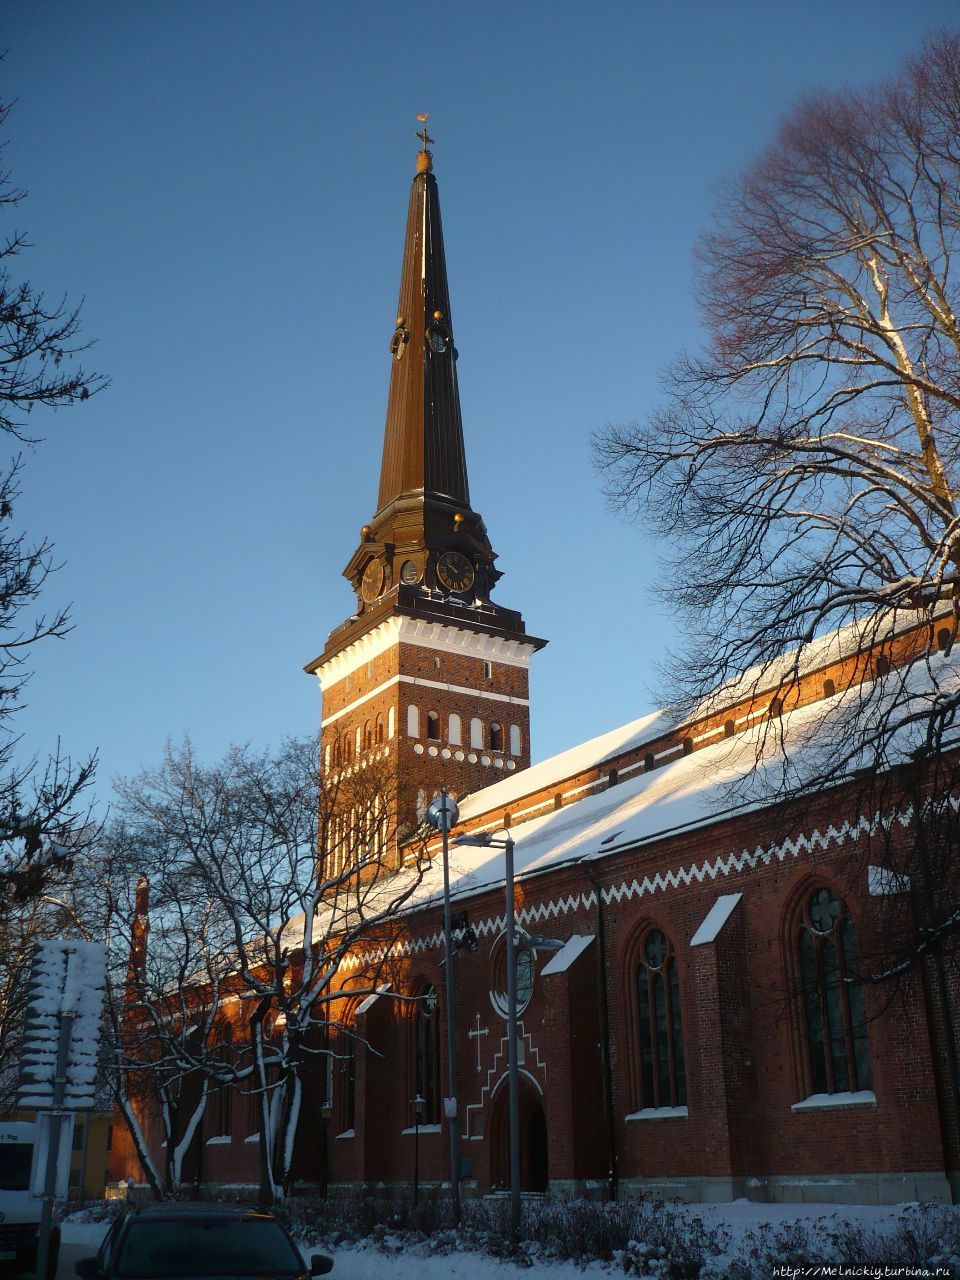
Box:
[131,1203,276,1221]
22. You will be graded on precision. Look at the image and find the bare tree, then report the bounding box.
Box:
[114,736,428,1205]
[53,823,235,1198]
[0,94,106,903]
[594,31,960,1059]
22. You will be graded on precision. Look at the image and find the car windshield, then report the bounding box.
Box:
[114,1217,303,1278]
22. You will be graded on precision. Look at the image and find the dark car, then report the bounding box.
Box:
[74,1204,333,1280]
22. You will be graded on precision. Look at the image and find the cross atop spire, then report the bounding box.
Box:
[415,112,434,150]
[415,112,434,173]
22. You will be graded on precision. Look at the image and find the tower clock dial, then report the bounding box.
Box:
[360,558,385,603]
[436,550,475,593]
[400,559,421,585]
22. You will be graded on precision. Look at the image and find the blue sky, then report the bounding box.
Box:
[3,1,957,805]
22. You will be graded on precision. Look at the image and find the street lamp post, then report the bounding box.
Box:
[424,789,462,1224]
[455,827,521,1241]
[319,1098,332,1199]
[412,1093,425,1205]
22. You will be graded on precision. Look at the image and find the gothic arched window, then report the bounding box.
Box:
[636,928,686,1109]
[797,886,873,1095]
[375,715,384,744]
[509,724,522,756]
[470,717,483,749]
[490,722,503,752]
[407,705,420,739]
[412,985,441,1125]
[448,713,462,746]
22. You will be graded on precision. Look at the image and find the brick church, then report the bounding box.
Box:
[114,136,959,1206]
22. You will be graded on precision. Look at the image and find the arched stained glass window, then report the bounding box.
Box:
[636,928,686,1109]
[798,887,872,1095]
[413,985,441,1125]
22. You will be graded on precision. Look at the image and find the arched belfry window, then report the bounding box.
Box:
[407,705,420,739]
[448,713,462,746]
[412,985,441,1125]
[427,711,440,742]
[490,722,503,752]
[797,887,872,1095]
[636,927,686,1109]
[470,717,483,749]
[509,724,521,756]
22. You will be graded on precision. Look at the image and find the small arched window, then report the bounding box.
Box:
[723,719,735,738]
[427,712,440,742]
[375,715,384,744]
[769,698,783,719]
[324,744,331,771]
[636,928,686,1109]
[407,705,420,739]
[354,726,362,758]
[875,655,890,677]
[643,753,655,771]
[823,679,836,698]
[509,724,521,756]
[448,713,462,746]
[412,985,441,1126]
[388,706,396,739]
[797,887,872,1096]
[490,722,503,752]
[682,738,693,756]
[938,627,952,653]
[470,717,483,749]
[364,720,372,751]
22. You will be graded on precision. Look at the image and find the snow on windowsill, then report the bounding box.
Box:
[205,1135,232,1144]
[335,1128,355,1141]
[625,1106,689,1121]
[791,1090,877,1112]
[244,1132,260,1144]
[400,1123,442,1135]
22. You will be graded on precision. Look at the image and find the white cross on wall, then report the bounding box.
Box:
[468,1012,489,1072]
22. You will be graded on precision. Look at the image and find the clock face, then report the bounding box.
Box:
[400,559,421,585]
[360,558,385,603]
[436,550,475,594]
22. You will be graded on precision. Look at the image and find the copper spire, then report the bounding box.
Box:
[375,127,470,514]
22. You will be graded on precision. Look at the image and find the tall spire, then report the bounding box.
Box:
[377,125,470,512]
[312,122,546,665]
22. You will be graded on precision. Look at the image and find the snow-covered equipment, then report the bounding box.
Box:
[17,939,107,1112]
[15,940,106,1279]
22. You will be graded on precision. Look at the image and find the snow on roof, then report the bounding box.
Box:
[688,603,954,720]
[457,710,665,821]
[401,645,960,916]
[690,894,742,946]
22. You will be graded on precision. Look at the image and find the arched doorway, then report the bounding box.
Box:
[488,1075,549,1193]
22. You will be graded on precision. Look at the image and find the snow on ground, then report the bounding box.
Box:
[302,1246,611,1279]
[60,1221,111,1248]
[62,1200,944,1278]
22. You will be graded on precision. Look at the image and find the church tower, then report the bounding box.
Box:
[305,128,546,859]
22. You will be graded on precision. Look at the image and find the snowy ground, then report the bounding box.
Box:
[59,1201,952,1279]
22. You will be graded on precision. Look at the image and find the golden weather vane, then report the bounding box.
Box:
[416,112,435,151]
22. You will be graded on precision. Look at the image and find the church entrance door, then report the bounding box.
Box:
[488,1077,549,1193]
